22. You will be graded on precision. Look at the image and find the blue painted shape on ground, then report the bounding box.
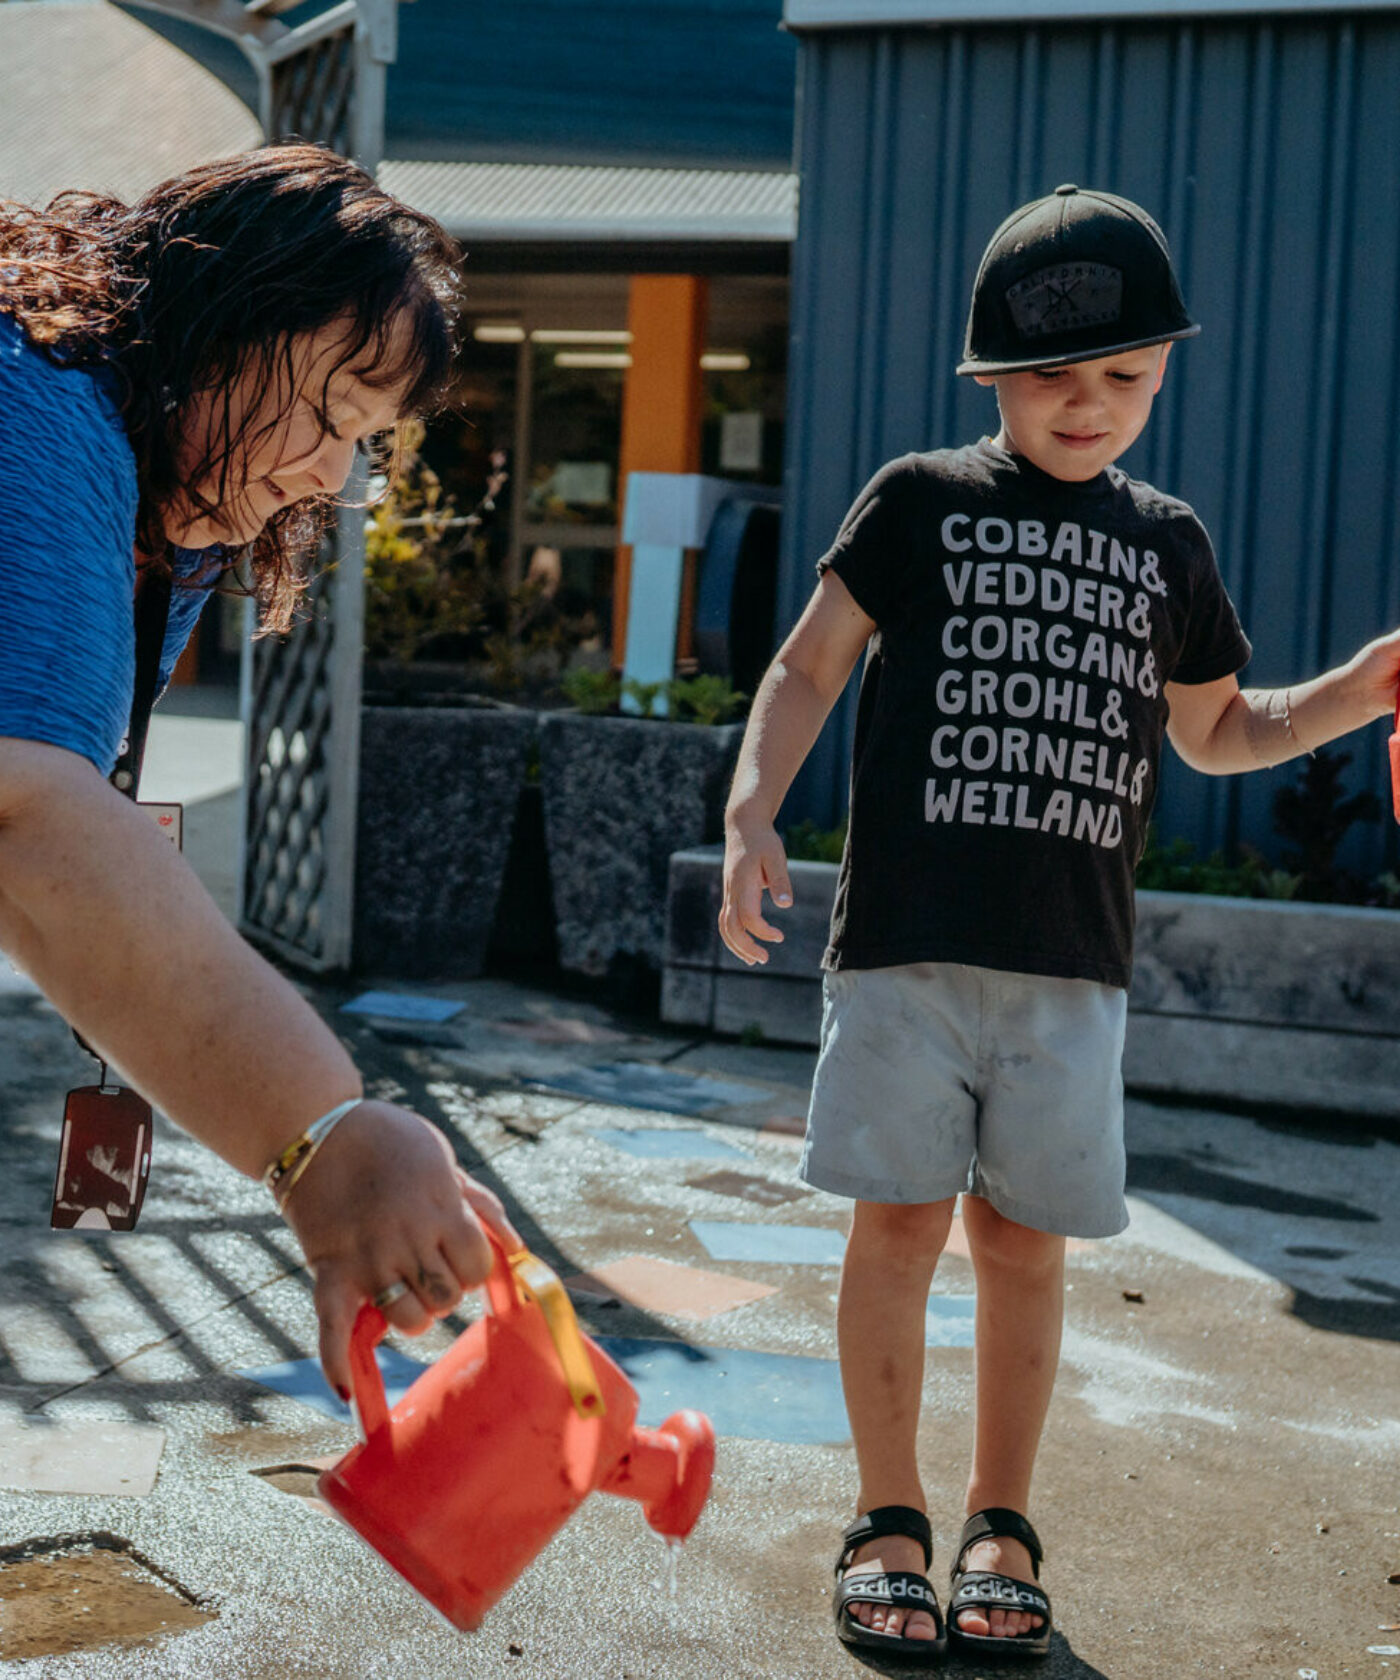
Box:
[237,1337,847,1446]
[925,1294,977,1348]
[237,1346,428,1421]
[689,1220,846,1266]
[594,1336,849,1445]
[340,991,464,1023]
[590,1127,751,1162]
[538,1061,770,1115]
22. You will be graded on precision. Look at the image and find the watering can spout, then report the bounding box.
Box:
[599,1409,715,1542]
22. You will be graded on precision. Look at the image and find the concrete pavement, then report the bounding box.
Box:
[1,697,1398,1676]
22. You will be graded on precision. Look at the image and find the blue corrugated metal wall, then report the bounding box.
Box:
[781,10,1400,878]
[387,1,796,168]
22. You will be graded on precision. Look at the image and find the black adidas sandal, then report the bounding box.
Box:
[833,1504,947,1662]
[947,1507,1052,1660]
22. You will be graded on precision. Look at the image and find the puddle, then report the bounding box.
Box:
[687,1168,807,1207]
[0,1533,213,1661]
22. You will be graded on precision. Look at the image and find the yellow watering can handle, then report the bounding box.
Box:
[506,1247,606,1421]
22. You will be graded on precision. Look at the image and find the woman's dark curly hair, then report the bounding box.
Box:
[0,143,462,631]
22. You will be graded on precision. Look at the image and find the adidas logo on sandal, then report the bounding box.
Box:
[855,1576,937,1606]
[957,1581,1045,1608]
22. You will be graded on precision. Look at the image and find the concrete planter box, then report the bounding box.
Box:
[663,848,1400,1119]
[354,702,536,978]
[538,714,744,978]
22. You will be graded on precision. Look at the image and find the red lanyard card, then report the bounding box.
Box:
[51,1083,153,1231]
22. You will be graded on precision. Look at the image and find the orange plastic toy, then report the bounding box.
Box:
[1391,695,1400,822]
[318,1235,715,1631]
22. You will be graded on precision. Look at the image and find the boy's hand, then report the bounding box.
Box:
[720,817,793,965]
[1343,627,1400,721]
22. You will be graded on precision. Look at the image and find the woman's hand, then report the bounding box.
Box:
[276,1101,520,1399]
[719,814,794,966]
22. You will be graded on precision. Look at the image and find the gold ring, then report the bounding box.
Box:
[372,1279,410,1310]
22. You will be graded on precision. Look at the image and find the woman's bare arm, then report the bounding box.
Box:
[0,735,512,1394]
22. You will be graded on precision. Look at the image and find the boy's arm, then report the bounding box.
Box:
[1166,627,1400,773]
[720,572,875,965]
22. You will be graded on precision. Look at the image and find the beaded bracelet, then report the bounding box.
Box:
[262,1098,363,1210]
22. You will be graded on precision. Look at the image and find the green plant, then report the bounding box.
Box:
[622,678,667,719]
[1134,829,1301,899]
[364,442,599,693]
[785,816,849,864]
[362,446,487,665]
[1271,747,1381,902]
[1372,871,1400,908]
[668,674,748,726]
[561,667,621,715]
[561,671,750,724]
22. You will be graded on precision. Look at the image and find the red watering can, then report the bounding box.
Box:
[317,1234,715,1631]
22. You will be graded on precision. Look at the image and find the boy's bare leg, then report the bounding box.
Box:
[958,1192,1066,1641]
[837,1196,956,1640]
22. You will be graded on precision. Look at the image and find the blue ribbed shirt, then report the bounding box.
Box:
[0,312,218,776]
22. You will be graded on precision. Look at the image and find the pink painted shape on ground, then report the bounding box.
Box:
[563,1254,777,1320]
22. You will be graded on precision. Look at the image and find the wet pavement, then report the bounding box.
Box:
[1,700,1399,1676]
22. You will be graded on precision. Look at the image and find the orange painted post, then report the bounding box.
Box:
[612,274,708,669]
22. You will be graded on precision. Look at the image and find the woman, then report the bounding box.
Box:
[0,143,516,1398]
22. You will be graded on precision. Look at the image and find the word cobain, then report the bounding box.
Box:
[925,513,1167,848]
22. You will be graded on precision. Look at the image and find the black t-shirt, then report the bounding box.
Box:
[818,439,1251,988]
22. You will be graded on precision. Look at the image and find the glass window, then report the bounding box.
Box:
[525,346,626,528]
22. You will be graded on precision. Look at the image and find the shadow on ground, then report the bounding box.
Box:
[841,1629,1108,1678]
[1125,1095,1400,1343]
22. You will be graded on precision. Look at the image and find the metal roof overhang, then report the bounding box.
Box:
[377,160,797,272]
[785,0,1400,25]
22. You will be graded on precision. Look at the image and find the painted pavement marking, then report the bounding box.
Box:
[690,1220,847,1266]
[563,1255,777,1320]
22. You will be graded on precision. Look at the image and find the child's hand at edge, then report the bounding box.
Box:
[720,816,793,965]
[1339,626,1400,722]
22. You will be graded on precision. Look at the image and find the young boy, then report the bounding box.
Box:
[720,185,1400,1661]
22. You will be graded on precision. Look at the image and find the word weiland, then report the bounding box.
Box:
[924,777,1127,847]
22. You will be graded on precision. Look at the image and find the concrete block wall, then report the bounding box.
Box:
[663,849,1400,1119]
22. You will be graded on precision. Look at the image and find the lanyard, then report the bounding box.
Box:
[111,561,173,800]
[67,562,172,1069]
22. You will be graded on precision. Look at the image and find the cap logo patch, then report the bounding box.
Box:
[1006,261,1123,339]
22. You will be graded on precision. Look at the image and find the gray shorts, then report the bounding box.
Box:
[802,962,1128,1238]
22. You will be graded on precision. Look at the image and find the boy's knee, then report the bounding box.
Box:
[963,1197,1064,1273]
[849,1198,956,1264]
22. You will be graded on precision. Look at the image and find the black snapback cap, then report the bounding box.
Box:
[957,184,1200,376]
